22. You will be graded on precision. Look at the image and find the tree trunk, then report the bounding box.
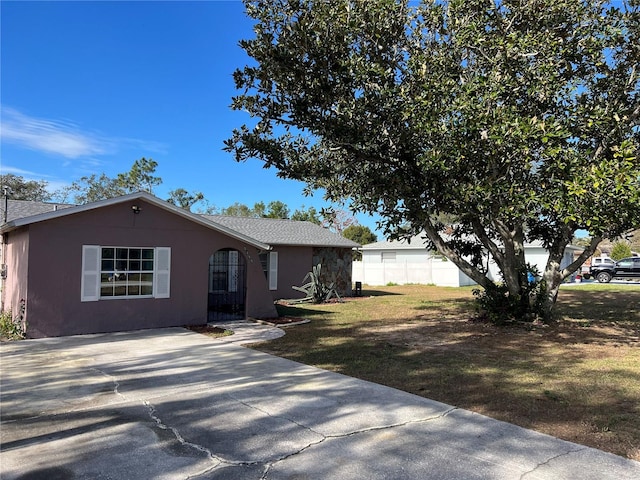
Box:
[538,234,603,321]
[539,280,561,322]
[425,219,604,323]
[422,221,495,290]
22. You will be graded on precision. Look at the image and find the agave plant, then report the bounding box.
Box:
[292,264,341,304]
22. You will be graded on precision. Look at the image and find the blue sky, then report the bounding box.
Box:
[1,0,381,234]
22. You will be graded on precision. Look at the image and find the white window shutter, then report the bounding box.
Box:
[269,251,278,291]
[81,245,100,302]
[154,247,171,298]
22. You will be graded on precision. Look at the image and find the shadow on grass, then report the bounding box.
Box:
[255,322,640,459]
[252,287,640,459]
[414,298,476,312]
[359,289,403,297]
[275,289,402,318]
[556,290,640,325]
[275,303,332,318]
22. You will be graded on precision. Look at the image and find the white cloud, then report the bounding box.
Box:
[0,165,43,176]
[0,107,168,159]
[1,107,110,158]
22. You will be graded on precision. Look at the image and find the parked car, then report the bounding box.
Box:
[580,256,614,280]
[590,257,640,283]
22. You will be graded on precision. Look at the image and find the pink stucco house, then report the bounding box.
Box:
[0,192,358,338]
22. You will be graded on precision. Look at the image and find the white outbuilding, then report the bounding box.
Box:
[352,235,581,287]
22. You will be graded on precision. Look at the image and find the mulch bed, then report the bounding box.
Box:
[185,325,231,335]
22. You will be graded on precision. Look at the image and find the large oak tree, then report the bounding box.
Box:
[226,0,640,321]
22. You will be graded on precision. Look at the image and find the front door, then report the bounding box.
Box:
[208,249,247,321]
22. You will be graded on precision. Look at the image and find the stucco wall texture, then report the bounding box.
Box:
[13,199,277,338]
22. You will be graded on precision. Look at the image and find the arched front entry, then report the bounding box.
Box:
[208,248,247,321]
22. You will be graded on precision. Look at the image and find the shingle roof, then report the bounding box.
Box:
[360,235,430,250]
[203,215,359,248]
[0,193,271,250]
[0,195,359,249]
[361,234,583,252]
[0,199,74,223]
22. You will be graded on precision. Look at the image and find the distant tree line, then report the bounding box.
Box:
[0,159,378,245]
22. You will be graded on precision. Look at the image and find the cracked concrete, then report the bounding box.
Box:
[2,328,640,479]
[518,448,587,480]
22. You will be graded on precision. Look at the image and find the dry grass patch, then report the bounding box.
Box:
[251,284,640,460]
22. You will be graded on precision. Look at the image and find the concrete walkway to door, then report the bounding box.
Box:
[1,327,639,480]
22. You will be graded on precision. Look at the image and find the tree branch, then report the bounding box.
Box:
[560,235,603,279]
[423,218,494,289]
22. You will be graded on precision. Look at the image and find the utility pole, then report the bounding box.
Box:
[3,187,8,223]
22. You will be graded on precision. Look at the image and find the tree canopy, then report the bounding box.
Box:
[343,224,378,260]
[219,201,290,217]
[226,0,640,321]
[320,207,357,234]
[59,158,162,204]
[166,188,205,212]
[0,174,51,201]
[115,157,162,194]
[219,200,325,223]
[262,200,290,218]
[343,224,377,246]
[55,158,210,212]
[610,241,632,261]
[291,205,321,224]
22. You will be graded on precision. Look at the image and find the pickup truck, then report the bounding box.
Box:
[580,256,614,280]
[590,256,640,283]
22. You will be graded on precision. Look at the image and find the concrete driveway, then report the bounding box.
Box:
[1,327,639,480]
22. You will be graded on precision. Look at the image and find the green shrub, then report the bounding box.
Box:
[0,300,26,340]
[473,265,547,324]
[611,241,632,261]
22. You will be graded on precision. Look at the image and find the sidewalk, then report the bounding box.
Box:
[214,319,285,344]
